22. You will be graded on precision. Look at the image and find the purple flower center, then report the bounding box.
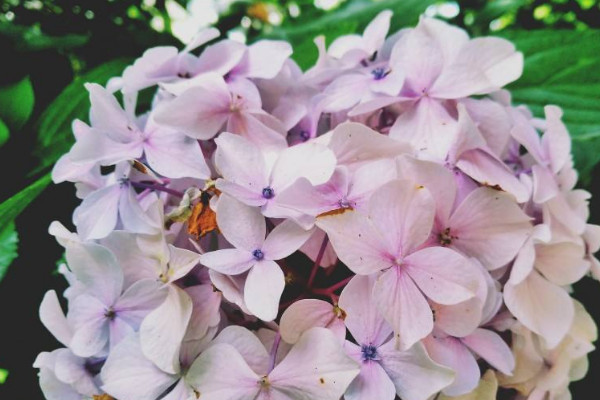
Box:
[252,249,265,260]
[262,187,275,199]
[371,67,387,80]
[338,198,351,209]
[361,344,378,361]
[84,358,105,376]
[299,130,311,141]
[104,308,116,320]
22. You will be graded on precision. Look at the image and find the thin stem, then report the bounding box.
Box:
[268,332,281,373]
[279,294,307,311]
[130,180,184,198]
[312,275,353,296]
[307,235,329,288]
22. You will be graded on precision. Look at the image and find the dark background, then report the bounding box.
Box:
[1,0,600,398]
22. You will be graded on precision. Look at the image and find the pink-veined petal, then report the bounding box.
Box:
[396,155,456,225]
[461,328,515,376]
[404,247,478,305]
[504,271,574,349]
[280,299,346,345]
[339,275,392,347]
[379,341,455,400]
[154,76,230,140]
[368,180,435,256]
[316,210,391,275]
[534,242,589,286]
[374,267,434,351]
[389,98,458,161]
[186,344,261,400]
[325,122,410,168]
[423,335,480,397]
[456,149,529,203]
[433,297,483,338]
[448,187,532,270]
[344,359,396,400]
[268,328,360,400]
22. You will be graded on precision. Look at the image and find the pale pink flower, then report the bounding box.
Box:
[213,131,336,219]
[200,195,312,320]
[340,275,454,400]
[187,327,360,400]
[318,180,481,349]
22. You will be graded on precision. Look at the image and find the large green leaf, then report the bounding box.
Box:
[0,223,19,283]
[0,76,35,131]
[506,29,600,182]
[33,58,133,173]
[0,23,89,51]
[0,174,51,283]
[0,173,52,232]
[263,0,436,70]
[0,119,8,147]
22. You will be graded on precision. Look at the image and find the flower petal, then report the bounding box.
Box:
[186,344,261,400]
[448,187,532,270]
[344,359,396,400]
[216,194,266,251]
[269,327,360,400]
[379,341,455,400]
[339,275,392,346]
[244,260,285,321]
[461,328,514,376]
[405,247,478,305]
[101,334,178,400]
[374,267,433,351]
[262,220,313,260]
[504,271,574,348]
[368,179,435,255]
[280,299,347,345]
[140,286,193,374]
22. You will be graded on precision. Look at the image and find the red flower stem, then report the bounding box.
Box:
[279,294,306,310]
[307,235,329,288]
[325,259,339,277]
[268,332,282,372]
[130,180,184,198]
[312,275,353,296]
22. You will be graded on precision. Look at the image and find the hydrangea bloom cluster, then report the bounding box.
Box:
[36,11,598,400]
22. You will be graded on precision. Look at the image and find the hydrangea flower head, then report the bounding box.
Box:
[38,10,598,400]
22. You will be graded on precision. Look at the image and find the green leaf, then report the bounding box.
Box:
[506,29,600,182]
[0,23,89,51]
[0,173,51,232]
[0,76,35,130]
[0,119,8,147]
[0,223,18,283]
[263,0,437,70]
[0,368,8,384]
[33,58,133,174]
[0,173,50,281]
